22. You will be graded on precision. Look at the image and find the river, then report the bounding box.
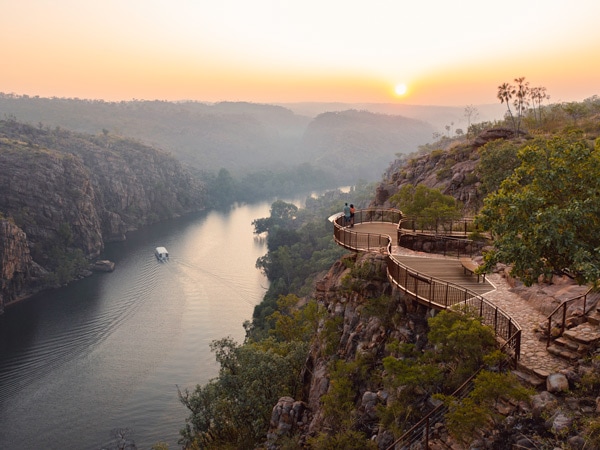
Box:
[0,199,293,449]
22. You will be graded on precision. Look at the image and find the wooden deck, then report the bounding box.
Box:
[394,255,494,296]
[354,222,493,295]
[352,222,398,245]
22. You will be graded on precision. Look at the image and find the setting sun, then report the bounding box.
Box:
[395,83,407,96]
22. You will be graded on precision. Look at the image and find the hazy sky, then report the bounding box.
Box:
[2,0,599,106]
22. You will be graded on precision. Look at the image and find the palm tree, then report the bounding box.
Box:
[497,82,516,133]
[529,86,548,123]
[512,77,530,133]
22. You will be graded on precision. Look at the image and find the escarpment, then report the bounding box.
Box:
[375,144,483,213]
[0,120,206,311]
[268,252,431,447]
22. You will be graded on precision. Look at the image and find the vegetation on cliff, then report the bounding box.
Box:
[0,119,205,308]
[178,93,600,449]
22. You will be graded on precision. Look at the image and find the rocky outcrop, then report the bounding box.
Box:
[472,127,527,148]
[375,143,483,214]
[0,120,206,311]
[267,250,600,449]
[267,252,431,447]
[0,219,46,313]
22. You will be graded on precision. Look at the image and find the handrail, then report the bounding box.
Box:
[399,216,480,237]
[332,208,400,254]
[332,208,521,365]
[386,253,521,363]
[398,216,491,259]
[546,286,594,347]
[332,207,523,449]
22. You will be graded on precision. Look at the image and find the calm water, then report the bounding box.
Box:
[0,200,283,449]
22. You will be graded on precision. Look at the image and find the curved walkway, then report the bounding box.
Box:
[392,246,571,377]
[333,212,571,377]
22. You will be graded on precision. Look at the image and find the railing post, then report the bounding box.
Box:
[445,283,449,308]
[494,308,498,336]
[429,278,433,302]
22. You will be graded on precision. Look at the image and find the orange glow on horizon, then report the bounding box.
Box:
[2,1,599,106]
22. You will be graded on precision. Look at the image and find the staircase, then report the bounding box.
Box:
[547,294,600,361]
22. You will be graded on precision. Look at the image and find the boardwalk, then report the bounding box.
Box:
[345,220,571,376]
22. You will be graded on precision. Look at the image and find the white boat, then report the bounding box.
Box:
[155,246,169,261]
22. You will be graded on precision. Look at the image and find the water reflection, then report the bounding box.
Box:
[0,201,274,449]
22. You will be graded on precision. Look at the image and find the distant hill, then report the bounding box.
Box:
[0,95,438,183]
[301,110,434,182]
[276,101,506,131]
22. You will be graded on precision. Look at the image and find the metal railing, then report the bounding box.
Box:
[332,208,523,449]
[331,208,521,364]
[332,208,400,254]
[546,286,596,347]
[386,254,521,364]
[399,216,482,237]
[398,216,490,259]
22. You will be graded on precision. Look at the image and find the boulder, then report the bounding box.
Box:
[92,260,115,272]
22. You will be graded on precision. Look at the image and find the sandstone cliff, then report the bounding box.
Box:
[371,128,529,214]
[268,252,432,448]
[0,120,206,312]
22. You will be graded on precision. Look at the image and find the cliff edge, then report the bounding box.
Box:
[0,120,206,312]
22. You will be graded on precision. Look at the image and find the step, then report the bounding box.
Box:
[512,369,545,388]
[553,336,580,352]
[547,344,580,361]
[586,312,600,326]
[563,324,600,345]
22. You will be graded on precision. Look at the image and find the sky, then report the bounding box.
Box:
[2,0,599,106]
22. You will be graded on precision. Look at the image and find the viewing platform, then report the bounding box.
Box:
[331,208,574,376]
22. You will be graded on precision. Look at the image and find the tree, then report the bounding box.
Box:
[389,184,462,227]
[497,82,516,132]
[512,76,530,133]
[179,337,308,449]
[476,134,600,285]
[463,105,479,142]
[436,371,532,445]
[426,308,497,386]
[529,86,549,123]
[562,101,588,126]
[252,200,298,235]
[476,139,521,195]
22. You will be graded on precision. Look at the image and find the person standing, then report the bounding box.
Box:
[343,203,351,226]
[349,204,355,227]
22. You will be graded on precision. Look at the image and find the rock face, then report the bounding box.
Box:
[0,219,46,313]
[375,149,481,215]
[267,252,431,446]
[0,120,205,312]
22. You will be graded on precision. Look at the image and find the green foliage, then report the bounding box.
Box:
[477,139,520,195]
[251,189,366,336]
[427,308,497,387]
[380,309,502,437]
[321,359,359,427]
[306,429,378,450]
[361,295,395,320]
[151,443,170,450]
[342,259,388,293]
[436,371,533,445]
[179,337,308,449]
[320,316,344,358]
[312,357,380,449]
[267,295,326,343]
[476,134,600,285]
[576,356,600,396]
[389,184,462,226]
[582,417,600,449]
